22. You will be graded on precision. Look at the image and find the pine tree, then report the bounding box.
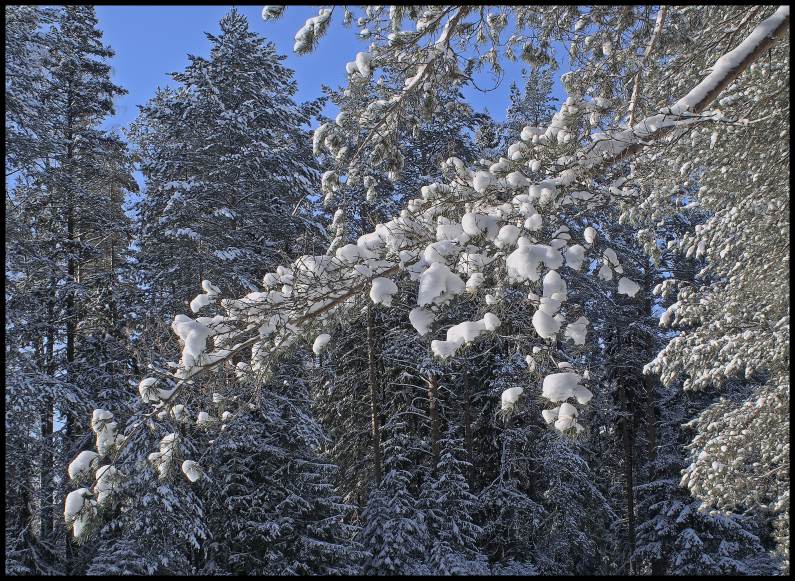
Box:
[6,5,137,573]
[201,360,364,575]
[420,428,486,575]
[86,421,210,575]
[505,66,558,136]
[360,415,428,575]
[533,431,616,575]
[130,7,321,318]
[634,383,779,575]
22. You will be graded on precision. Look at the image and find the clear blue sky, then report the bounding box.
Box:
[96,5,567,134]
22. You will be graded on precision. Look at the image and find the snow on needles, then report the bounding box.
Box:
[312,333,331,355]
[432,313,500,359]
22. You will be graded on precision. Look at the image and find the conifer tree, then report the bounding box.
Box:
[130,7,321,318]
[420,428,486,575]
[359,416,428,575]
[6,5,136,573]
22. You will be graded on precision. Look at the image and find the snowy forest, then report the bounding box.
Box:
[4,4,790,576]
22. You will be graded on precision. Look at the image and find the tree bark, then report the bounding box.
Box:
[617,355,636,574]
[64,85,78,576]
[427,373,440,467]
[40,278,56,543]
[367,305,383,484]
[462,368,473,481]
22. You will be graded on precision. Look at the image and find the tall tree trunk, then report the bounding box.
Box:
[462,367,473,481]
[618,371,636,575]
[367,305,382,484]
[64,89,78,575]
[642,266,658,467]
[427,373,440,467]
[40,278,56,543]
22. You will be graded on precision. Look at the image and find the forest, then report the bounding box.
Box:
[4,4,790,576]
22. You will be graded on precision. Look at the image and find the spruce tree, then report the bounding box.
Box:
[420,428,486,575]
[360,415,428,575]
[130,7,321,318]
[6,5,137,573]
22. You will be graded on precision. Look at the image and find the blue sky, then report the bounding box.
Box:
[95,5,567,134]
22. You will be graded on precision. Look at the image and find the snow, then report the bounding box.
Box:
[417,262,466,307]
[554,402,579,431]
[668,6,790,115]
[539,297,561,316]
[424,240,459,265]
[483,312,500,331]
[501,386,524,410]
[542,372,586,402]
[409,307,435,336]
[457,252,491,275]
[160,433,176,453]
[436,217,466,242]
[533,308,561,339]
[190,280,221,312]
[91,409,120,454]
[94,465,119,505]
[312,333,331,355]
[461,211,499,238]
[190,293,211,313]
[65,488,88,521]
[335,243,361,263]
[181,460,203,482]
[506,238,563,283]
[197,411,211,425]
[597,263,613,281]
[573,384,593,404]
[294,8,331,52]
[68,451,99,480]
[91,408,113,429]
[525,355,536,372]
[603,248,619,266]
[138,377,176,405]
[564,316,589,345]
[431,313,501,359]
[472,171,495,193]
[355,51,372,77]
[542,406,560,424]
[171,314,211,369]
[617,277,641,297]
[466,272,484,292]
[495,224,520,248]
[565,244,586,270]
[524,213,543,231]
[370,277,398,306]
[172,404,187,422]
[506,171,529,187]
[64,487,97,537]
[261,5,283,19]
[542,270,565,298]
[430,339,460,359]
[65,487,98,538]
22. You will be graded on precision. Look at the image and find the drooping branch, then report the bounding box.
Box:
[599,5,789,169]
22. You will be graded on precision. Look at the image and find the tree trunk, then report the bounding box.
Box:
[462,368,473,481]
[367,305,383,484]
[427,373,440,467]
[64,88,78,575]
[618,374,636,575]
[40,278,57,543]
